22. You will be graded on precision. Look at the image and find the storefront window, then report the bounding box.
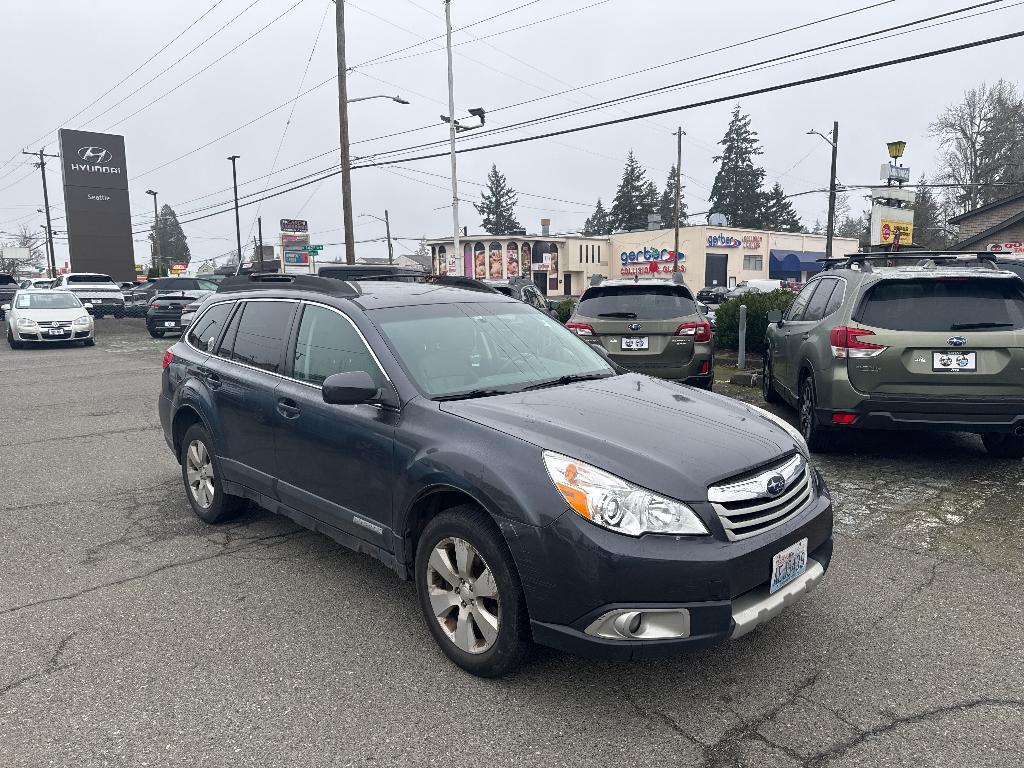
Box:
[488,241,503,279]
[548,245,559,292]
[506,242,520,278]
[474,242,486,279]
[437,245,447,275]
[520,242,532,276]
[743,254,763,271]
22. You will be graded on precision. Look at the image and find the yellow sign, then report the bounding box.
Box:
[879,219,913,245]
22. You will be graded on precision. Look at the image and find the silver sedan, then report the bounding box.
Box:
[3,289,95,348]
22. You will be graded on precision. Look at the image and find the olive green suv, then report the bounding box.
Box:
[566,277,714,389]
[762,254,1024,456]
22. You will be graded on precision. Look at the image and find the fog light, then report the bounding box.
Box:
[831,413,857,425]
[585,608,691,640]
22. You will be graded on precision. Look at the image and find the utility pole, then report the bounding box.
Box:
[384,209,394,265]
[673,127,685,273]
[335,0,356,265]
[257,216,264,267]
[825,121,839,261]
[228,155,242,274]
[444,0,461,275]
[24,149,58,278]
[145,190,161,275]
[39,224,54,276]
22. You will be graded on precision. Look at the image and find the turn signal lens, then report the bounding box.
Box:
[676,320,712,343]
[162,350,174,369]
[565,322,595,336]
[829,326,886,358]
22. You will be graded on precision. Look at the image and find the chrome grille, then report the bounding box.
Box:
[41,320,72,328]
[708,454,813,541]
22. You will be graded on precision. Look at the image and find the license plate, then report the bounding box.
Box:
[932,351,976,372]
[48,328,64,336]
[164,320,177,327]
[770,538,808,594]
[621,336,649,350]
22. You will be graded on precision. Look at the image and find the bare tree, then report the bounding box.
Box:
[930,80,1024,215]
[0,224,46,274]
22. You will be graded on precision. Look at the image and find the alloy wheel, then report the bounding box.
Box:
[762,354,772,399]
[425,536,501,654]
[799,379,815,439]
[185,439,215,509]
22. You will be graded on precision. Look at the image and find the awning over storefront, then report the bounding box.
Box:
[769,249,825,278]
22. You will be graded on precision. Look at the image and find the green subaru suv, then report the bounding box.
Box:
[566,277,714,388]
[762,254,1024,456]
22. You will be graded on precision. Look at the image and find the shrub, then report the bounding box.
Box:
[555,298,576,324]
[714,289,796,354]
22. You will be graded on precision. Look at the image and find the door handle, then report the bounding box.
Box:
[198,367,222,389]
[276,398,301,418]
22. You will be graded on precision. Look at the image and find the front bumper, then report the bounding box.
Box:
[13,326,92,342]
[506,489,833,660]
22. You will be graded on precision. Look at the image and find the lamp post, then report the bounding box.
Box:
[145,190,161,275]
[808,122,839,261]
[228,156,242,275]
[348,94,410,105]
[886,140,907,188]
[360,211,395,264]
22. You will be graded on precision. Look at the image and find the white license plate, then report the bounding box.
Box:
[770,538,808,594]
[932,351,976,372]
[48,328,64,336]
[621,336,649,350]
[164,320,177,327]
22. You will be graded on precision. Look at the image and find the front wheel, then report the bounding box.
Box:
[981,432,1024,459]
[415,506,530,678]
[762,350,781,403]
[83,337,96,347]
[798,375,833,453]
[7,329,23,350]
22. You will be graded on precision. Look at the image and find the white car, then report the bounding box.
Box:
[3,289,95,348]
[19,278,54,289]
[50,273,126,317]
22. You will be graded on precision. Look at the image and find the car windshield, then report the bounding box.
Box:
[15,292,82,309]
[858,277,1024,331]
[577,285,696,320]
[371,301,615,399]
[67,274,115,285]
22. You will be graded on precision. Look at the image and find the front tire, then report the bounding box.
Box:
[83,337,96,347]
[981,432,1024,459]
[180,423,247,523]
[415,506,530,678]
[762,350,781,403]
[798,374,833,453]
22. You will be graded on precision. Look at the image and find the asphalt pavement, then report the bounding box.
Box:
[1,320,1022,767]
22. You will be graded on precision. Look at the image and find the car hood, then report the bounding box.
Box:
[439,373,798,502]
[16,308,88,321]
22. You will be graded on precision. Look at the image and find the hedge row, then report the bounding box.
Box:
[713,289,796,354]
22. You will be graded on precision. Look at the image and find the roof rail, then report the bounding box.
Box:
[424,275,499,293]
[216,272,361,297]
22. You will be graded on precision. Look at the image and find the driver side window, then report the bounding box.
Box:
[291,304,385,388]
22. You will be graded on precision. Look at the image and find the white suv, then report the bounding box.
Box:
[51,273,126,317]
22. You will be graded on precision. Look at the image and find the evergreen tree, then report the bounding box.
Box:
[659,165,688,229]
[708,105,767,227]
[643,181,660,226]
[474,164,522,234]
[610,151,653,231]
[913,174,950,249]
[810,218,824,235]
[760,182,802,232]
[149,204,191,268]
[583,198,611,236]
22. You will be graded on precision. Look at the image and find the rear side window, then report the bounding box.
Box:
[291,304,384,387]
[187,302,232,353]
[67,274,114,284]
[858,278,1024,331]
[785,282,817,321]
[801,278,838,322]
[577,285,695,319]
[223,301,296,373]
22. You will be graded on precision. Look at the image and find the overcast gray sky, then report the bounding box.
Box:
[1,0,1021,268]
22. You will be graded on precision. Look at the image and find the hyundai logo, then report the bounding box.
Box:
[77,146,112,164]
[628,322,642,331]
[765,474,786,497]
[946,336,968,347]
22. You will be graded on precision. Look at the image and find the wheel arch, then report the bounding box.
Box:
[170,404,212,462]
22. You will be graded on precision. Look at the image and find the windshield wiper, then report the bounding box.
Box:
[597,311,638,318]
[520,373,614,391]
[949,322,1013,330]
[433,388,510,402]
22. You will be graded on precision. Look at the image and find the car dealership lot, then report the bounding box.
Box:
[1,320,1022,767]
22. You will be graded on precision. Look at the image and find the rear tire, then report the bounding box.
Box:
[148,327,164,338]
[981,432,1024,459]
[180,423,247,524]
[762,350,781,403]
[415,505,530,678]
[798,374,833,453]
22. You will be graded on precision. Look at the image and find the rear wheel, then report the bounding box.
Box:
[798,374,833,453]
[762,350,781,403]
[148,327,164,338]
[981,433,1024,459]
[415,506,530,678]
[180,423,246,523]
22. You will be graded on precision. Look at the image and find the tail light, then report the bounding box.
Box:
[162,350,174,369]
[830,326,886,358]
[676,320,712,343]
[831,413,858,425]
[566,322,595,336]
[149,302,160,309]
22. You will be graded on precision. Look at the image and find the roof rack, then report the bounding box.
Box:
[216,272,361,297]
[820,251,1001,272]
[423,275,499,293]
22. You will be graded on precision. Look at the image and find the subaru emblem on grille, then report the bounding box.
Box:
[628,322,642,331]
[765,474,786,497]
[946,336,968,347]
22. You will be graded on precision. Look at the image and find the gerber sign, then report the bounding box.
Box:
[620,246,685,275]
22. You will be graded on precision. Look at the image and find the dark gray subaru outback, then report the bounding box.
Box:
[159,274,833,677]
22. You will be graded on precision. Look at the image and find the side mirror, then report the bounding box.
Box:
[766,309,783,324]
[322,371,381,405]
[0,304,9,312]
[83,303,94,310]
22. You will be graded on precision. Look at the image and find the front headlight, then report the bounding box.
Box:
[73,315,91,326]
[543,451,708,536]
[748,404,809,457]
[16,317,37,328]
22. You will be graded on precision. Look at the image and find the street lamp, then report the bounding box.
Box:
[808,123,840,261]
[886,140,907,160]
[359,211,394,264]
[145,190,161,276]
[347,94,410,105]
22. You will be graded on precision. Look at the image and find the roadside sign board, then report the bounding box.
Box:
[280,219,308,233]
[169,263,187,274]
[284,250,310,265]
[299,244,323,252]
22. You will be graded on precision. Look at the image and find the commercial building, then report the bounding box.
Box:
[427,223,857,298]
[950,189,1024,254]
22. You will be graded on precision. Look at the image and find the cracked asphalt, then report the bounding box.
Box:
[2,319,1023,767]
